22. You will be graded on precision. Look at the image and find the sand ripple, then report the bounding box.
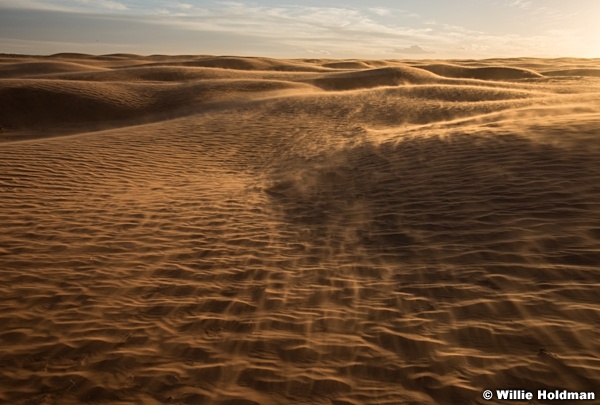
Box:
[1,54,599,404]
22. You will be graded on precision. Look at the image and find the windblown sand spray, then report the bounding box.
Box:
[1,54,599,404]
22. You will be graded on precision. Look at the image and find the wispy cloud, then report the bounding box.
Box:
[305,49,331,56]
[143,3,436,53]
[151,2,565,57]
[74,0,128,11]
[369,7,391,16]
[0,36,137,52]
[172,2,193,10]
[395,45,434,55]
[0,0,76,12]
[0,0,128,12]
[507,0,533,9]
[0,0,597,58]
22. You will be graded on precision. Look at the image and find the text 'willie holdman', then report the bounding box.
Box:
[489,390,595,400]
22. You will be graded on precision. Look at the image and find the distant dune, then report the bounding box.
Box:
[321,61,374,69]
[542,68,600,77]
[0,61,106,78]
[415,63,543,80]
[307,66,441,90]
[0,54,599,405]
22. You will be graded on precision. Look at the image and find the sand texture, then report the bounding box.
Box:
[1,54,600,404]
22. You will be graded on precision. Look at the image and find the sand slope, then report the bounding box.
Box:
[1,54,599,405]
[414,63,543,80]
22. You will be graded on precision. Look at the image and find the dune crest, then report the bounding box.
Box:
[0,61,106,78]
[543,68,600,77]
[416,63,543,80]
[0,54,599,405]
[308,66,441,90]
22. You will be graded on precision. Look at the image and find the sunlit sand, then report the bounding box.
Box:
[1,54,599,404]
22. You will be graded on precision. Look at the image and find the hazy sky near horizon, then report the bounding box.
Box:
[0,0,598,58]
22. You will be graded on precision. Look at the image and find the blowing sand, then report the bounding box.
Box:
[1,54,599,404]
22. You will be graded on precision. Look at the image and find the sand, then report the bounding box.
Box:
[1,54,599,404]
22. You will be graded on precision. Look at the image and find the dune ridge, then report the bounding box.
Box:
[414,63,543,80]
[0,61,106,78]
[307,66,441,90]
[1,54,599,404]
[543,68,600,77]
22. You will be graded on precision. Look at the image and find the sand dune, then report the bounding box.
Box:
[321,61,374,70]
[0,61,106,78]
[46,66,317,84]
[543,69,600,77]
[414,63,543,80]
[0,54,599,404]
[0,79,159,130]
[48,52,96,59]
[0,77,317,133]
[43,53,159,69]
[141,56,331,73]
[47,66,247,82]
[307,66,441,90]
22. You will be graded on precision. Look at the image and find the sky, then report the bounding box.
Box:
[0,0,598,58]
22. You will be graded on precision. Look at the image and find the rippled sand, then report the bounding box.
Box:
[1,54,599,404]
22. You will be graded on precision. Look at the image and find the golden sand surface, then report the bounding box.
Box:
[1,54,599,404]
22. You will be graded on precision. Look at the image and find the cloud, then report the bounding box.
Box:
[97,1,127,10]
[173,2,193,10]
[0,1,594,58]
[150,3,434,45]
[0,0,76,12]
[305,49,331,56]
[369,7,391,16]
[74,0,127,11]
[507,0,533,9]
[0,0,128,12]
[0,36,137,52]
[395,45,434,55]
